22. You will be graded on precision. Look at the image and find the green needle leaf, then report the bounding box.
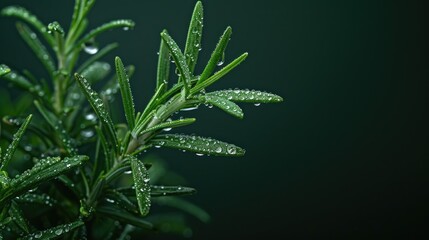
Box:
[34,101,77,155]
[1,71,32,91]
[130,156,151,216]
[16,22,55,78]
[104,190,139,214]
[97,205,154,230]
[75,19,135,52]
[1,6,54,46]
[184,1,203,74]
[18,220,84,240]
[198,26,232,84]
[161,31,191,96]
[75,73,119,153]
[138,118,196,136]
[0,64,11,77]
[115,57,136,129]
[151,185,196,197]
[191,52,248,95]
[0,115,32,171]
[151,134,245,156]
[0,155,88,205]
[156,31,170,92]
[207,89,284,103]
[200,95,244,119]
[10,201,30,233]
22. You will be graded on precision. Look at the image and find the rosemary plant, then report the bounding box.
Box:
[0,1,282,239]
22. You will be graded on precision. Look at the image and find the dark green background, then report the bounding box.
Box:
[1,0,428,239]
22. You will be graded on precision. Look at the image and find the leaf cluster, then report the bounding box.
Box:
[0,1,282,239]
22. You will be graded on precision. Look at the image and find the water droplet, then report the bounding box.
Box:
[143,178,150,183]
[227,146,237,154]
[34,232,42,238]
[181,105,199,111]
[175,67,181,76]
[106,198,115,203]
[124,170,132,174]
[85,113,96,121]
[254,103,261,106]
[55,229,63,235]
[163,127,172,132]
[84,43,98,55]
[196,153,204,156]
[215,146,222,153]
[122,26,130,31]
[81,129,94,138]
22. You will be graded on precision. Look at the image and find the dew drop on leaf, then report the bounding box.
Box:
[84,43,99,55]
[55,229,63,235]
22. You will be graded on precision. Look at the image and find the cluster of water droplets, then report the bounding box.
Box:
[207,89,283,104]
[151,185,195,196]
[1,7,43,32]
[0,64,10,74]
[203,95,243,118]
[10,156,85,189]
[152,134,244,156]
[26,221,82,239]
[77,74,114,127]
[16,193,57,207]
[54,120,77,155]
[131,158,151,216]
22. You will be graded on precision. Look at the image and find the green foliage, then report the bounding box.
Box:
[0,0,282,239]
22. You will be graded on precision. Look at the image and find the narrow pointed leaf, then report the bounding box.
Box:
[0,115,32,170]
[0,155,88,205]
[16,22,55,77]
[156,31,170,91]
[1,6,54,46]
[18,220,84,240]
[75,73,119,153]
[161,31,191,95]
[77,43,119,73]
[34,101,77,155]
[97,205,153,230]
[184,1,203,74]
[10,201,30,233]
[200,95,243,119]
[75,19,134,52]
[130,156,151,216]
[100,65,135,102]
[138,118,196,136]
[115,57,136,129]
[81,62,111,83]
[0,64,11,77]
[151,134,245,156]
[191,52,248,95]
[105,190,138,214]
[199,26,232,84]
[207,89,284,103]
[151,185,196,197]
[154,197,210,223]
[70,0,83,29]
[1,71,32,91]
